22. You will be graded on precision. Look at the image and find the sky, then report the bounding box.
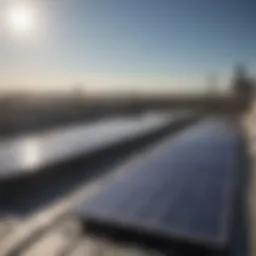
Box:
[0,0,255,94]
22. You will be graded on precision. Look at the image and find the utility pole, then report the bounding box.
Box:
[207,73,218,95]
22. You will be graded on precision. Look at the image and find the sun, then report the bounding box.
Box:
[6,5,36,34]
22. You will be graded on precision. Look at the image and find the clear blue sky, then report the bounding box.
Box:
[0,0,255,93]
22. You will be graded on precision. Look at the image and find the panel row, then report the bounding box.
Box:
[76,118,247,254]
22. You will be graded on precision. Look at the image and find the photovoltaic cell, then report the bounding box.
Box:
[76,119,244,250]
[0,114,175,177]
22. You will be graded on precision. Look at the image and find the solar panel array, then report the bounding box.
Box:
[0,114,176,178]
[76,119,245,252]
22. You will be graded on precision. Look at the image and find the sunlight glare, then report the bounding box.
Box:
[21,140,41,171]
[6,4,36,34]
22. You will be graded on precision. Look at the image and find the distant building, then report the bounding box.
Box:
[231,64,255,111]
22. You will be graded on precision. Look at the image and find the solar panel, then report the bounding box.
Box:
[0,114,176,177]
[76,119,245,251]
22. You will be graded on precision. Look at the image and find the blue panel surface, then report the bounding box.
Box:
[0,113,174,177]
[76,119,243,249]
